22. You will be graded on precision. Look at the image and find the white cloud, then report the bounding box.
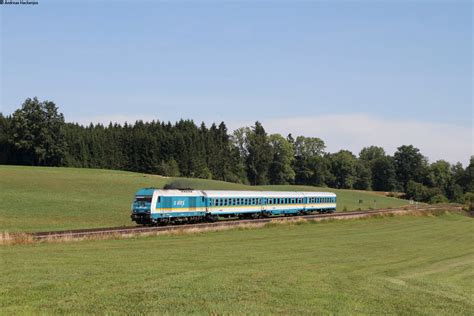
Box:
[256,114,473,165]
[71,113,473,166]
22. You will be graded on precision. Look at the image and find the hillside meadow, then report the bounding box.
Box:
[1,213,473,314]
[0,165,408,232]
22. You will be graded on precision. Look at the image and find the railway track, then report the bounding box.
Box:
[30,205,463,241]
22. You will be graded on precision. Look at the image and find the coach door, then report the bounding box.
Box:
[189,197,197,212]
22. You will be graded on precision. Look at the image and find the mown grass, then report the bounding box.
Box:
[0,214,472,314]
[0,165,407,232]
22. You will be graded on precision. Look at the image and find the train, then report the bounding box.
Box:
[131,188,337,225]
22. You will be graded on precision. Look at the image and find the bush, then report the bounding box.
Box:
[464,192,474,211]
[429,194,449,204]
[156,159,180,177]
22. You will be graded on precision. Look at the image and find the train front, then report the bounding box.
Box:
[131,188,156,225]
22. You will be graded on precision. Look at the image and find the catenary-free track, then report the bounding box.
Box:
[31,205,462,240]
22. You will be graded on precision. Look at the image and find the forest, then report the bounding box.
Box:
[0,98,472,204]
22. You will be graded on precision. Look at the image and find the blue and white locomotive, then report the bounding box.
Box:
[131,188,337,225]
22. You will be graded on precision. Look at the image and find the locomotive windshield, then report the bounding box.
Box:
[135,196,152,203]
[134,196,152,207]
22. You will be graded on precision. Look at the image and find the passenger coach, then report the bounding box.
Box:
[131,189,337,225]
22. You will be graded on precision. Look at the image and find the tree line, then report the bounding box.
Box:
[1,98,473,204]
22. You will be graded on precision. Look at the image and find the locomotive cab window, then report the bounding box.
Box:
[135,196,152,203]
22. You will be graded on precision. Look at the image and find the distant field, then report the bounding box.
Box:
[0,165,407,232]
[1,214,472,314]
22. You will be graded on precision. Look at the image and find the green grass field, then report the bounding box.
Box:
[0,165,408,232]
[1,213,472,314]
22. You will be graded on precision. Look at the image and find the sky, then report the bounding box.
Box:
[0,0,472,165]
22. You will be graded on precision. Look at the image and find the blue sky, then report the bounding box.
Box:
[0,1,472,164]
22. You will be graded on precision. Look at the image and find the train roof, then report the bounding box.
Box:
[202,190,336,198]
[138,189,336,198]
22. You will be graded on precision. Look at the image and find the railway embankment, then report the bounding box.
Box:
[1,205,466,245]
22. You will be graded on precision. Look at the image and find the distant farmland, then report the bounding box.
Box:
[0,165,407,232]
